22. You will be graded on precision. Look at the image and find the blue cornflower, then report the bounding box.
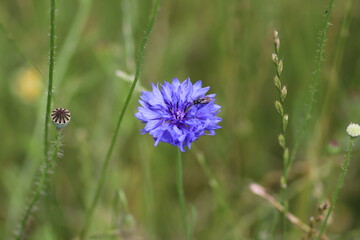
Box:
[135,78,222,152]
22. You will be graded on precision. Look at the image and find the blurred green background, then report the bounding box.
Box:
[1,0,360,239]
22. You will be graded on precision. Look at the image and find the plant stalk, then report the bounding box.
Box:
[44,0,57,160]
[176,149,191,240]
[78,1,159,239]
[317,137,355,239]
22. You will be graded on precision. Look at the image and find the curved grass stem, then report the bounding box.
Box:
[78,1,160,239]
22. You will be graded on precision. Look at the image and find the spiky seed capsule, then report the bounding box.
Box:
[51,108,71,129]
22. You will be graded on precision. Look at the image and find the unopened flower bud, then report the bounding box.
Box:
[274,100,283,116]
[346,123,360,138]
[283,114,289,132]
[278,60,283,74]
[283,148,289,165]
[327,140,340,155]
[274,30,280,52]
[278,134,285,149]
[274,30,279,39]
[274,76,281,89]
[281,86,287,102]
[272,53,278,64]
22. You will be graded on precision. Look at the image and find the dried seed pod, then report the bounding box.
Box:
[51,108,71,129]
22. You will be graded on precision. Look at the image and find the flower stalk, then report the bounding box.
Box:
[272,30,290,237]
[78,0,159,239]
[289,0,336,177]
[176,149,191,240]
[317,132,357,239]
[44,0,56,159]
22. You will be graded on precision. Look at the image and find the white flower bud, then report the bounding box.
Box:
[272,53,278,64]
[346,123,360,138]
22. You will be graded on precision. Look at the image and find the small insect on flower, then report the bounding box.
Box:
[51,108,71,129]
[193,96,212,105]
[135,78,222,152]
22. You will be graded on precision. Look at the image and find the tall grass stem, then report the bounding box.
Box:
[289,0,336,170]
[78,1,159,239]
[176,149,191,240]
[317,137,355,239]
[44,0,57,160]
[271,30,289,239]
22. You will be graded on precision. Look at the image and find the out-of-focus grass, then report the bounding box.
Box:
[0,0,359,239]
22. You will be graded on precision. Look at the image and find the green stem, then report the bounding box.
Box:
[16,131,62,240]
[276,45,288,240]
[17,1,57,238]
[288,0,336,172]
[176,149,191,240]
[78,1,159,239]
[44,0,57,160]
[317,137,355,239]
[271,31,289,239]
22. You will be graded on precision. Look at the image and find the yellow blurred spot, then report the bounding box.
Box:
[13,68,43,103]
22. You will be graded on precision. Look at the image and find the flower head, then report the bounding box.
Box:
[135,78,222,151]
[51,108,71,129]
[346,123,360,138]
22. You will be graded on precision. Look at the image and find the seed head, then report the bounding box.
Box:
[51,108,71,129]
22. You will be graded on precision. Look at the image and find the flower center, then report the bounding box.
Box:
[168,101,190,122]
[175,109,185,120]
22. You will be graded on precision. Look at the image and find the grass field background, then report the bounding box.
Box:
[0,0,360,239]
